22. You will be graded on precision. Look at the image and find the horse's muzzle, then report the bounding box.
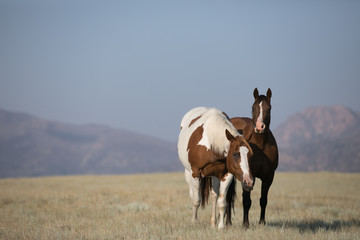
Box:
[242,174,254,191]
[254,122,266,134]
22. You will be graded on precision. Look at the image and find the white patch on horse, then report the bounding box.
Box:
[239,146,250,176]
[198,123,211,150]
[257,101,263,124]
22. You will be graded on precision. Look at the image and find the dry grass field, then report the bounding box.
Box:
[0,172,359,240]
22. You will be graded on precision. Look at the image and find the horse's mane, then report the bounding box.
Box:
[198,108,240,156]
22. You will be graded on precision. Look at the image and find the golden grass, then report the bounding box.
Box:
[0,172,359,239]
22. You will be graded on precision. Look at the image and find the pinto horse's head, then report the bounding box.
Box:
[225,129,254,191]
[252,88,272,134]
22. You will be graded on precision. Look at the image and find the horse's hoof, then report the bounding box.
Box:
[243,222,249,229]
[259,219,266,225]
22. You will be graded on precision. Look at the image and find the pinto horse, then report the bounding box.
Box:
[178,107,254,229]
[230,88,279,228]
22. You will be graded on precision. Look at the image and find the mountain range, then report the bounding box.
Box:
[0,105,359,178]
[0,109,181,178]
[273,105,360,172]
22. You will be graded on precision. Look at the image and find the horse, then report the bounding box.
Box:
[177,107,254,229]
[230,88,279,228]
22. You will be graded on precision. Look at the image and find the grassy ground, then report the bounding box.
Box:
[0,172,359,239]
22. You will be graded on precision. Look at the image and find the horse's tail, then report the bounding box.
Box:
[226,176,236,226]
[200,176,212,208]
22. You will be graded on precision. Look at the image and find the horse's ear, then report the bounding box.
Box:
[266,88,272,103]
[253,88,259,99]
[225,129,235,141]
[222,112,230,121]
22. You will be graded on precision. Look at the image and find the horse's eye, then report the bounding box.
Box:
[233,152,240,158]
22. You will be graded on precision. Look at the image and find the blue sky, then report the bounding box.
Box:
[1,1,359,141]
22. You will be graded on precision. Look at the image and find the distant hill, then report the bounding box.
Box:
[1,105,359,178]
[0,109,182,178]
[274,105,360,172]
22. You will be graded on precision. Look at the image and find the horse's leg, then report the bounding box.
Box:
[185,169,200,223]
[210,177,220,228]
[259,172,274,225]
[242,188,252,228]
[217,174,233,229]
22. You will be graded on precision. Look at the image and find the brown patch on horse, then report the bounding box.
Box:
[188,115,202,128]
[187,125,217,178]
[200,160,228,180]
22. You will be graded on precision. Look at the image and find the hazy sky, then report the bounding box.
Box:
[1,1,359,141]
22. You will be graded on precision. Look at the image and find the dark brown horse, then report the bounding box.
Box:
[230,88,278,228]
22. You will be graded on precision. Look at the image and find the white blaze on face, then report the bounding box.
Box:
[255,101,265,132]
[239,146,250,176]
[257,101,263,124]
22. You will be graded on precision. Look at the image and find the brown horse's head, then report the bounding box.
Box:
[252,88,272,134]
[225,129,254,191]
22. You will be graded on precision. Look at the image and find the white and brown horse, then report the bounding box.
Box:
[178,107,253,229]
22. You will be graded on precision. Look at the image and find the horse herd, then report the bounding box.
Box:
[178,88,278,229]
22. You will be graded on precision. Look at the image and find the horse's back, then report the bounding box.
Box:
[230,117,252,133]
[180,107,210,130]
